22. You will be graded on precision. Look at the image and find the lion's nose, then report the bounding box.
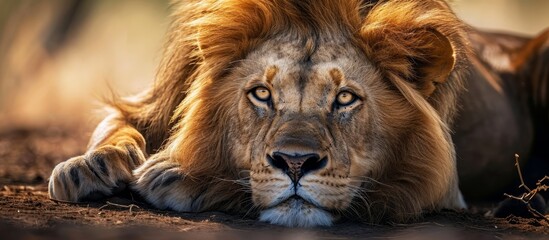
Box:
[268,152,328,183]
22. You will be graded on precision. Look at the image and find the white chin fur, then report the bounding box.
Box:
[259,198,333,227]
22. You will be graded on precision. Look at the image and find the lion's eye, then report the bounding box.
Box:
[251,87,271,102]
[336,91,357,106]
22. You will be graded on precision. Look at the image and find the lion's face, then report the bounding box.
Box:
[225,36,396,227]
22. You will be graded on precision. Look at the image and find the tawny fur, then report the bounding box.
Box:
[50,0,476,224]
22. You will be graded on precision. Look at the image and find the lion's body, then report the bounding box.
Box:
[48,0,549,227]
[455,30,549,199]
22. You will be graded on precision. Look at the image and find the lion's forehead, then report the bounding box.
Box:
[252,37,371,74]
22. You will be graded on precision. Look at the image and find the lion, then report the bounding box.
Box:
[48,0,549,227]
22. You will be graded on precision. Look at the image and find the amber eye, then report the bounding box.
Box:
[251,87,271,102]
[336,91,357,106]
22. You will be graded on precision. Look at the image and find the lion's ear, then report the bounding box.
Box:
[359,0,462,98]
[412,29,456,97]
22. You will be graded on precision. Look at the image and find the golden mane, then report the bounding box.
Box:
[111,0,471,220]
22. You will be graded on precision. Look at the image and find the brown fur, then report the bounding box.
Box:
[50,0,476,225]
[122,0,468,221]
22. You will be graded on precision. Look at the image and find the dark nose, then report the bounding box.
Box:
[267,152,328,182]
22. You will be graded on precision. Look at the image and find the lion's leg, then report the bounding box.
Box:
[48,113,147,202]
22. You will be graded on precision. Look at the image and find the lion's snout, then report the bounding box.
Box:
[267,152,328,183]
[267,118,331,182]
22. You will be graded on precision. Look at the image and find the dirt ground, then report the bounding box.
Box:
[0,126,547,240]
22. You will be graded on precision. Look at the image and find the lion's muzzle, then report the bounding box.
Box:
[253,117,339,227]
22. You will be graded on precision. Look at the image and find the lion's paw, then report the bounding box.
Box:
[132,158,197,211]
[48,144,145,202]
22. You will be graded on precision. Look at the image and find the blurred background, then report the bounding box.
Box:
[0,0,548,183]
[0,0,169,130]
[1,0,549,130]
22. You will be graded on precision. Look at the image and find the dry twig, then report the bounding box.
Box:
[503,154,549,221]
[99,201,140,214]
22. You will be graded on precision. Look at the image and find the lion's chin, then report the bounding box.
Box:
[259,197,333,227]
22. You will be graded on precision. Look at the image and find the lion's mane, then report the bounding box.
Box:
[113,0,470,221]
